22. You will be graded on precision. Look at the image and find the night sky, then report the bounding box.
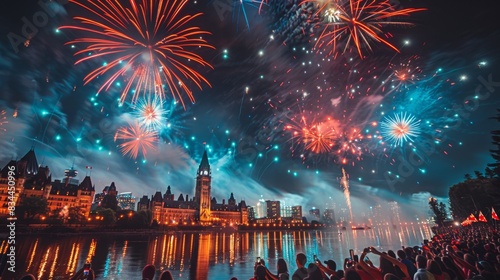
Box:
[0,0,499,219]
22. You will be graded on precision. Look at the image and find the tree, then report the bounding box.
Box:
[485,167,495,178]
[95,207,116,225]
[137,209,153,226]
[474,170,485,179]
[464,173,472,181]
[449,178,500,221]
[488,109,500,177]
[429,197,447,227]
[100,194,119,212]
[19,196,48,220]
[51,205,86,224]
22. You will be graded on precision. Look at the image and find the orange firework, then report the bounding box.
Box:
[301,0,426,58]
[286,117,337,154]
[114,122,158,159]
[61,0,214,107]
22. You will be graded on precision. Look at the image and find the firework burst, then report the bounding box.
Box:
[61,0,214,107]
[301,0,426,58]
[381,112,421,146]
[286,117,337,154]
[114,122,158,159]
[335,127,365,165]
[388,55,422,90]
[133,97,167,132]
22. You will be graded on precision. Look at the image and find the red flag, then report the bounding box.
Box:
[492,208,500,221]
[468,214,478,222]
[461,219,471,226]
[478,211,488,222]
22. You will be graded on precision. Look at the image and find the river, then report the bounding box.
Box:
[5,223,433,279]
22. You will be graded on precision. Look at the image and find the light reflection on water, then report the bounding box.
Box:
[7,224,433,279]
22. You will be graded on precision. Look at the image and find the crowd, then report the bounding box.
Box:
[245,226,500,280]
[15,226,500,280]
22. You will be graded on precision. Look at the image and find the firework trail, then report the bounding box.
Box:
[61,0,214,107]
[232,0,268,30]
[301,0,426,58]
[114,122,158,159]
[340,167,353,222]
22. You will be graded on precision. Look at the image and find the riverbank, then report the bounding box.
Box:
[12,223,334,236]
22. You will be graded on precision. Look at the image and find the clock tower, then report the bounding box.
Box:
[195,150,211,223]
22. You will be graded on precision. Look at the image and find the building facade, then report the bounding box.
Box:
[117,192,137,210]
[292,206,303,222]
[0,148,95,218]
[266,200,281,218]
[141,151,248,226]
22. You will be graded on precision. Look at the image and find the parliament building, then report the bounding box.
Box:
[137,151,249,226]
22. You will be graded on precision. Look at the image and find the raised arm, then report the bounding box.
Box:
[370,247,410,279]
[315,259,337,278]
[447,251,478,276]
[358,248,383,280]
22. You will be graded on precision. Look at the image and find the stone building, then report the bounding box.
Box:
[141,151,248,226]
[0,148,95,218]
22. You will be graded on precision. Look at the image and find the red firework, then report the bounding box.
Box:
[114,122,158,159]
[301,0,426,58]
[61,0,214,107]
[286,117,338,154]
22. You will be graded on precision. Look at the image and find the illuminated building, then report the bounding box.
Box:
[141,151,248,226]
[309,207,320,220]
[48,176,95,218]
[266,200,281,218]
[281,205,293,218]
[93,186,110,207]
[291,206,302,222]
[0,155,30,216]
[255,197,266,218]
[0,148,94,218]
[117,192,136,210]
[248,206,256,220]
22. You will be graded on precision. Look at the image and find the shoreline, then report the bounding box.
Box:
[12,223,401,237]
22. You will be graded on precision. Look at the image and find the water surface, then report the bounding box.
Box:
[6,224,433,279]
